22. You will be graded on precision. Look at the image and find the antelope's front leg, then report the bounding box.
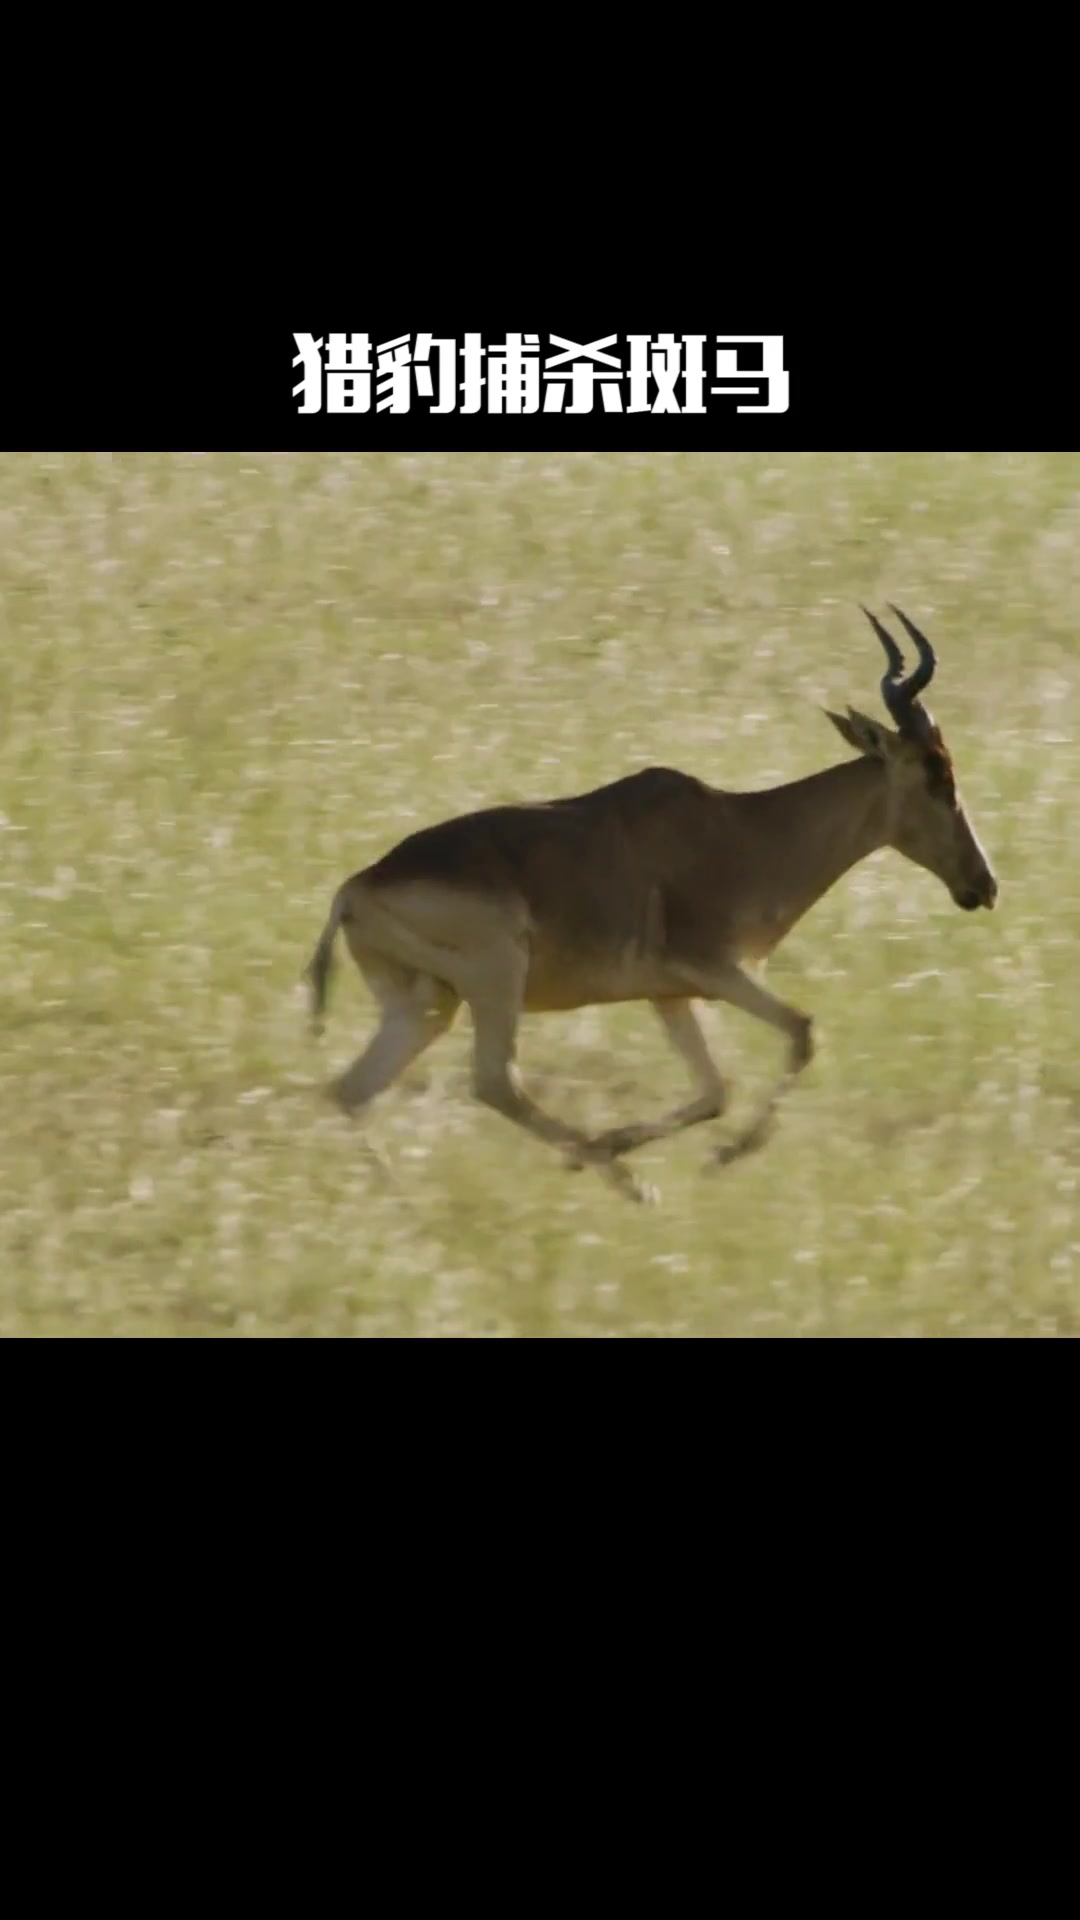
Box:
[576,1000,729,1164]
[694,965,815,1169]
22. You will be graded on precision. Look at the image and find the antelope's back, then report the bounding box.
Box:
[363,766,730,957]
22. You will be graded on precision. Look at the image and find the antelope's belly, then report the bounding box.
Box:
[523,940,671,1012]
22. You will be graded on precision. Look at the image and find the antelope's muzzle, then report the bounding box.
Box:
[955,873,998,912]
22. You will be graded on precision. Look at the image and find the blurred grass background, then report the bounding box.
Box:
[1,449,1078,1335]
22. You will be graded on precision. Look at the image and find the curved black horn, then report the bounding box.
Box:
[860,604,937,733]
[861,604,904,680]
[887,605,936,700]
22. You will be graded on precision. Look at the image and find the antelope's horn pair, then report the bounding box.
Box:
[860,604,937,739]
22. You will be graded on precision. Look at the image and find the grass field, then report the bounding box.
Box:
[2,449,1078,1336]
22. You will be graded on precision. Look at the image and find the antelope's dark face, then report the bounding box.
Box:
[826,606,999,914]
[883,727,997,910]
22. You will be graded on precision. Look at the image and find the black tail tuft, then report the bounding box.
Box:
[303,890,348,1038]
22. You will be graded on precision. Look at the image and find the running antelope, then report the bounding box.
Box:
[305,607,997,1202]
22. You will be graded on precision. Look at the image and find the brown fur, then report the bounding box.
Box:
[305,617,998,1202]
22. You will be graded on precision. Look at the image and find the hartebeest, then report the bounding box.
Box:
[305,607,997,1201]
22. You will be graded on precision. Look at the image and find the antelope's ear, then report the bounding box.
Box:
[824,706,890,758]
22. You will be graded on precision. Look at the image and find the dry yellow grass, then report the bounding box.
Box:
[2,450,1078,1334]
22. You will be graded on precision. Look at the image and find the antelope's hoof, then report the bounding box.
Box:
[592,1127,646,1162]
[792,1015,815,1070]
[709,1115,777,1169]
[607,1166,660,1207]
[327,1075,363,1119]
[564,1136,618,1171]
[564,1145,659,1204]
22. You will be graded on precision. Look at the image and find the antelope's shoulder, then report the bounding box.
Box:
[573,764,714,814]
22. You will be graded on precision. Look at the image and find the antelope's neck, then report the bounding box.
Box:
[738,756,889,944]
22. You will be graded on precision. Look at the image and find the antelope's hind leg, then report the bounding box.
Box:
[466,946,658,1204]
[329,964,460,1118]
